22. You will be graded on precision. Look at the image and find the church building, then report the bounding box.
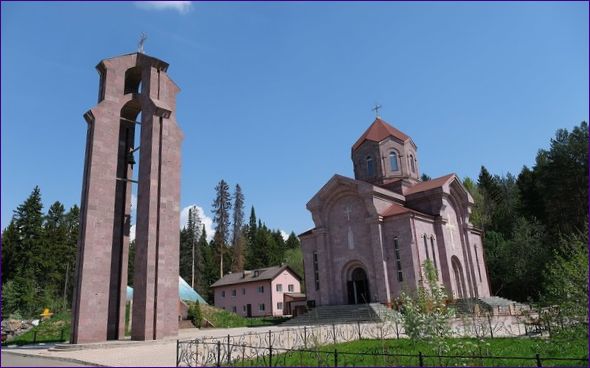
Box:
[300,117,491,306]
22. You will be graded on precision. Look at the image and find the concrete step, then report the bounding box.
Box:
[281,303,389,326]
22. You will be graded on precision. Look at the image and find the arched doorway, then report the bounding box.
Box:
[451,256,467,299]
[347,267,370,304]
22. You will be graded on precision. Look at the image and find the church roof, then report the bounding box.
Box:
[380,202,433,218]
[405,173,456,195]
[352,117,411,150]
[210,265,301,288]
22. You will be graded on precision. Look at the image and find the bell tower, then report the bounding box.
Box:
[72,52,183,343]
[351,117,420,187]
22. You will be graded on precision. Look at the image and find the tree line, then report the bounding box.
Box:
[2,189,79,318]
[462,121,587,312]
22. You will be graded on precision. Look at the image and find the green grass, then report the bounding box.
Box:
[200,304,288,328]
[2,311,71,346]
[236,337,588,367]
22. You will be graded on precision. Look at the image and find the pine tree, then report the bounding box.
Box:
[231,184,245,272]
[248,206,257,244]
[212,180,232,278]
[285,232,300,249]
[195,225,209,297]
[43,201,67,300]
[13,186,44,281]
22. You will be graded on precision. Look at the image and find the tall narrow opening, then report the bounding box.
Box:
[107,100,141,340]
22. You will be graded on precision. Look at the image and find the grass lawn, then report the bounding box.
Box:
[200,304,288,329]
[2,311,71,346]
[236,337,588,367]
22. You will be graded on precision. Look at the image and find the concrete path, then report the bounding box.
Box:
[2,350,97,367]
[1,325,292,367]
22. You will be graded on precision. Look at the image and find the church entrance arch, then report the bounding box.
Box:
[347,267,370,304]
[451,256,467,299]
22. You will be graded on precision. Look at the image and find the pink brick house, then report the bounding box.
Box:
[211,265,302,317]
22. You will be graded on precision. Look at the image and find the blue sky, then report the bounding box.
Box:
[2,1,588,236]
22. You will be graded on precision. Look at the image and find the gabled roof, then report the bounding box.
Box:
[405,173,455,196]
[352,117,411,150]
[210,265,301,288]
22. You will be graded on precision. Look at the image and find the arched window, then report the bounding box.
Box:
[410,154,416,173]
[389,151,399,171]
[366,156,375,177]
[124,66,142,95]
[393,237,403,282]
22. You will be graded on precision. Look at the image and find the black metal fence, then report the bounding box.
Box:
[176,339,589,367]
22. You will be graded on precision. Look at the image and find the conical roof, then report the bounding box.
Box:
[352,117,411,150]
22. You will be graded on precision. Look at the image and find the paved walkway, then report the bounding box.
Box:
[1,325,291,367]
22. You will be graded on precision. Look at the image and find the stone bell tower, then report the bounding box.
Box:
[72,52,183,343]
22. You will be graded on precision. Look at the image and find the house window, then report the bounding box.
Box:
[410,154,416,173]
[259,304,265,311]
[257,286,264,293]
[367,156,375,176]
[232,306,237,313]
[242,305,246,312]
[313,251,320,291]
[276,284,283,292]
[232,289,236,297]
[430,236,438,277]
[242,288,246,295]
[474,244,482,282]
[221,290,226,298]
[253,270,260,277]
[288,284,294,292]
[389,151,399,171]
[394,237,403,282]
[277,302,283,310]
[423,235,430,260]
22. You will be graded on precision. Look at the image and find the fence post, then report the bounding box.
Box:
[357,321,361,340]
[216,341,221,368]
[60,328,65,341]
[176,340,179,367]
[269,344,273,367]
[535,353,542,367]
[304,326,307,348]
[418,351,424,367]
[227,334,231,364]
[334,349,338,367]
[33,331,37,344]
[487,314,494,339]
[332,324,336,345]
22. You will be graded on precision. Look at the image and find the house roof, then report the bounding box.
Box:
[210,265,301,288]
[352,117,411,151]
[405,173,455,196]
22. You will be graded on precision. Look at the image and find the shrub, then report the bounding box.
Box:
[188,301,203,328]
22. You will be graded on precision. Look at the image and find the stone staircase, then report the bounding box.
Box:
[281,303,391,326]
[453,296,529,315]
